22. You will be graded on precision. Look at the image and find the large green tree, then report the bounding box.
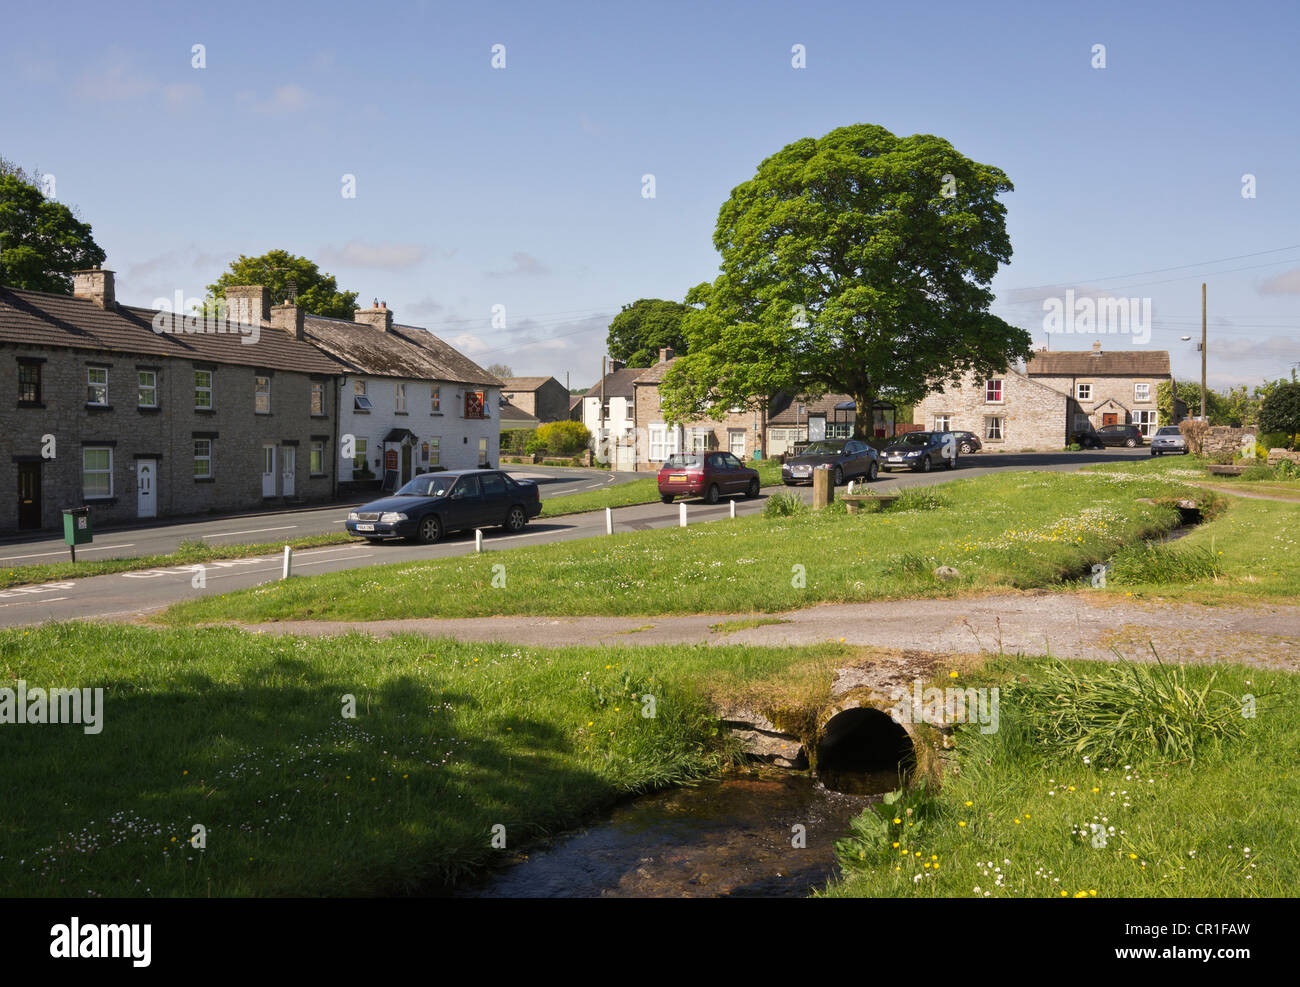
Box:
[1157,380,1229,425]
[207,250,357,319]
[0,161,106,294]
[1258,381,1300,447]
[659,124,1030,438]
[607,298,690,367]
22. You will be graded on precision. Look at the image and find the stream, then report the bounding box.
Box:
[460,769,898,898]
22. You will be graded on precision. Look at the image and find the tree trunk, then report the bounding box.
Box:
[852,389,877,441]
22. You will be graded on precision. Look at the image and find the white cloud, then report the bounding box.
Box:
[73,49,155,102]
[236,84,309,114]
[319,240,428,269]
[1259,268,1300,295]
[488,251,550,277]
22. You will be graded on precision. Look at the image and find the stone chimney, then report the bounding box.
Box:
[354,299,393,333]
[609,359,625,372]
[271,303,305,340]
[72,268,115,309]
[658,347,675,363]
[1091,340,1102,353]
[226,285,271,326]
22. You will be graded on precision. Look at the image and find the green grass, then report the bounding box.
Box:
[539,460,784,517]
[0,532,355,590]
[821,656,1299,898]
[0,622,842,897]
[710,617,792,634]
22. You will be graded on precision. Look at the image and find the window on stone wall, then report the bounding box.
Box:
[934,414,952,431]
[1133,409,1157,437]
[311,382,325,416]
[18,361,42,404]
[254,376,271,414]
[984,416,1003,441]
[1076,383,1092,401]
[86,367,108,406]
[193,439,213,478]
[985,379,1003,403]
[83,447,113,498]
[1134,382,1151,402]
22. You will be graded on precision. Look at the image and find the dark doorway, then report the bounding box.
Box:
[401,444,412,484]
[17,461,42,529]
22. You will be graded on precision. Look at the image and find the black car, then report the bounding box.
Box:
[345,469,541,544]
[782,439,879,486]
[952,430,982,454]
[881,431,959,472]
[1070,430,1105,450]
[1096,424,1145,448]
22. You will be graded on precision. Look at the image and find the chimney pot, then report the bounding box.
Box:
[355,301,394,333]
[72,268,115,310]
[658,347,675,363]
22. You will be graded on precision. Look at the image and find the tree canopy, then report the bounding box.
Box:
[1258,381,1300,446]
[658,124,1030,438]
[0,161,106,294]
[607,298,690,367]
[207,250,357,319]
[485,363,514,380]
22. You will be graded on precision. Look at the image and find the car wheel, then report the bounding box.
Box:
[1151,451,1159,457]
[746,479,760,498]
[920,457,932,473]
[833,466,844,486]
[960,442,973,454]
[704,484,720,505]
[504,505,527,532]
[417,515,442,544]
[660,493,674,504]
[1125,438,1137,448]
[867,461,879,482]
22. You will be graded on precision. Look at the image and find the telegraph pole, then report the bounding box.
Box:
[1200,283,1207,420]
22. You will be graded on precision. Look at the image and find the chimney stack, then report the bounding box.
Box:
[226,285,271,327]
[354,299,393,333]
[72,268,115,309]
[658,346,675,363]
[271,303,305,340]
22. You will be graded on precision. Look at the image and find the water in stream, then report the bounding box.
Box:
[461,769,897,898]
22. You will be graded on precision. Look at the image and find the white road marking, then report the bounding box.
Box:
[0,595,71,608]
[201,526,297,539]
[0,543,136,562]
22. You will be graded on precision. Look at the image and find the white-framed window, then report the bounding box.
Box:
[1134,382,1151,402]
[934,414,952,431]
[311,382,325,416]
[431,385,441,413]
[648,424,679,462]
[354,378,373,411]
[395,382,406,413]
[478,436,488,466]
[728,429,747,457]
[86,367,108,406]
[254,375,271,414]
[82,447,113,498]
[193,439,212,478]
[1074,413,1092,433]
[194,370,213,409]
[352,437,368,478]
[428,436,440,466]
[984,416,1003,441]
[138,370,157,408]
[686,427,712,452]
[1076,383,1092,401]
[310,441,324,475]
[1134,409,1158,437]
[985,379,1003,403]
[826,422,853,439]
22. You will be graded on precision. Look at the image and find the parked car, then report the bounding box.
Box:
[781,439,879,486]
[952,430,982,454]
[345,469,541,544]
[1096,423,1145,448]
[1150,426,1190,456]
[1070,429,1105,450]
[881,431,959,472]
[659,452,760,504]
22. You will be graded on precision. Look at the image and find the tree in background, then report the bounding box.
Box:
[607,298,690,368]
[1258,382,1300,448]
[659,124,1029,439]
[207,250,357,319]
[531,420,591,455]
[1157,380,1228,425]
[485,364,514,380]
[0,157,106,294]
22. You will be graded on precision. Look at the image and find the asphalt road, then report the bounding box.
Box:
[0,448,1153,628]
[0,464,639,565]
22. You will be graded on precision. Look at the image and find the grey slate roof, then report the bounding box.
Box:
[1025,349,1171,376]
[303,315,499,386]
[583,366,646,398]
[0,287,343,374]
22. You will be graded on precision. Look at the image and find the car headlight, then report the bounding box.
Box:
[347,511,360,521]
[379,512,407,523]
[905,450,921,456]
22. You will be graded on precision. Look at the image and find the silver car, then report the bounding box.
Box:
[1150,426,1189,456]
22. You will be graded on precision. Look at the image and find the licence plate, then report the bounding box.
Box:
[355,523,375,531]
[669,475,687,482]
[889,456,902,461]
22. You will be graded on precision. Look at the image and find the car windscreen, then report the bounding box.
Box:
[802,441,846,455]
[664,454,703,468]
[898,433,931,447]
[1156,427,1181,436]
[395,476,456,497]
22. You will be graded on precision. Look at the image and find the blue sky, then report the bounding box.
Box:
[3,0,1297,391]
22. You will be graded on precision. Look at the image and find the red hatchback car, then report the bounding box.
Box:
[658,452,761,504]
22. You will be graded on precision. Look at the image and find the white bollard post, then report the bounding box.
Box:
[730,499,736,519]
[679,502,687,528]
[475,529,483,553]
[282,544,293,579]
[605,507,613,535]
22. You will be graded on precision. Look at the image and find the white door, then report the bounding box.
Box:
[729,430,747,458]
[136,459,157,519]
[262,445,276,496]
[281,446,295,497]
